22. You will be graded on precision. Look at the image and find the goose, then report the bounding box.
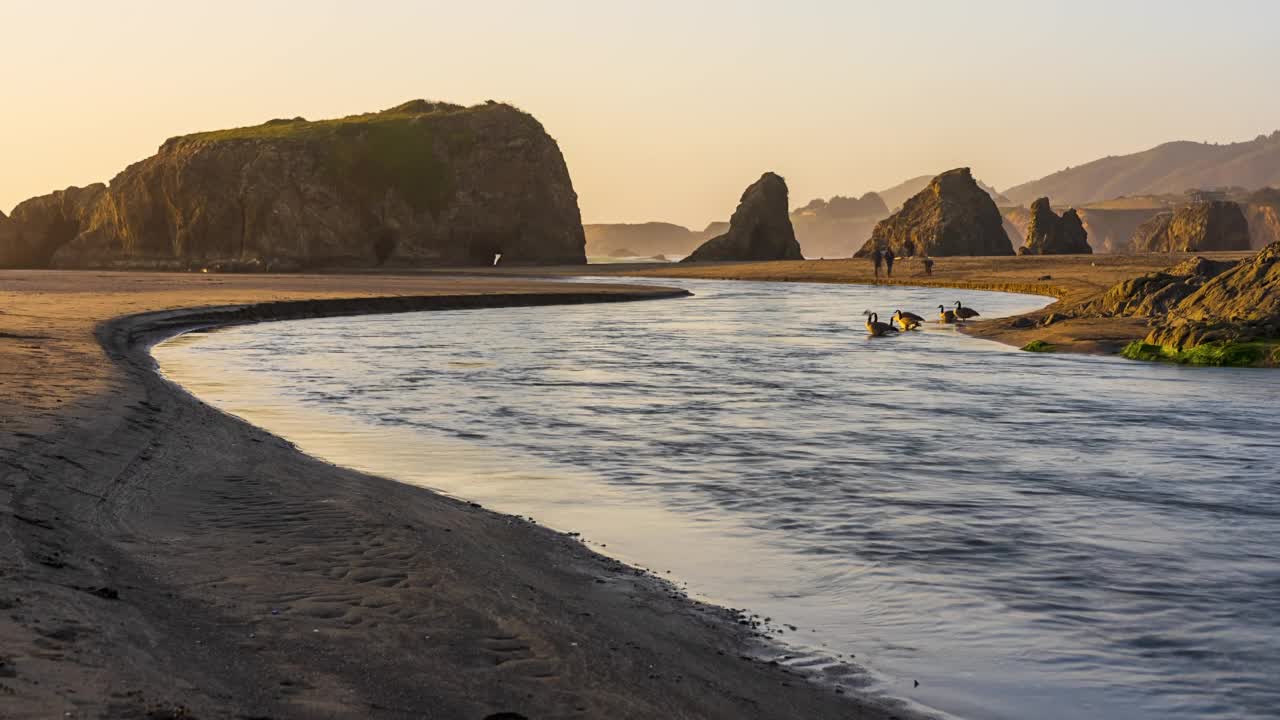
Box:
[938,304,957,324]
[954,301,981,321]
[892,309,924,331]
[863,311,899,337]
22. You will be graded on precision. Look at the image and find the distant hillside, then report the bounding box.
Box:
[789,192,888,257]
[584,222,706,258]
[1005,131,1280,206]
[879,174,1008,210]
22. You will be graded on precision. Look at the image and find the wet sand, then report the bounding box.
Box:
[0,271,908,719]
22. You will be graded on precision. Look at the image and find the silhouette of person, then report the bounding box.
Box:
[872,248,883,279]
[885,250,895,277]
[923,256,934,276]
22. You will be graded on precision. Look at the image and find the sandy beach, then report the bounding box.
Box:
[0,253,1252,717]
[1,271,916,719]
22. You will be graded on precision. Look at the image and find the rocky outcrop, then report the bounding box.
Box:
[1,101,586,270]
[0,185,107,267]
[1145,242,1280,348]
[681,173,802,263]
[1076,256,1237,318]
[1018,198,1091,255]
[1128,201,1250,253]
[856,168,1013,257]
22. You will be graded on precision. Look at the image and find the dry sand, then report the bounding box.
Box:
[1,271,912,719]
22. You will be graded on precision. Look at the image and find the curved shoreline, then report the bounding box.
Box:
[518,252,1255,356]
[0,273,915,719]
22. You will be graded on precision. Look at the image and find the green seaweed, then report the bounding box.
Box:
[1120,340,1280,367]
[1021,339,1055,352]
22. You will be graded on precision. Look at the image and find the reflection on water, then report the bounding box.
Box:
[155,278,1280,720]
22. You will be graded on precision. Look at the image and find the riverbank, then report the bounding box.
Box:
[580,252,1258,355]
[0,271,909,719]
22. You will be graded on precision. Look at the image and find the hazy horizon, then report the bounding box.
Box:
[4,1,1279,228]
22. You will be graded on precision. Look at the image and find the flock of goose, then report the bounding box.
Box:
[863,301,981,337]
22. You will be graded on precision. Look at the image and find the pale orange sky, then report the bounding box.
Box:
[3,1,1278,228]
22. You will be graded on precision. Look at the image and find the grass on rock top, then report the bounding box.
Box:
[175,103,493,213]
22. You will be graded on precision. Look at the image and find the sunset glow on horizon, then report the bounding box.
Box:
[4,0,1279,228]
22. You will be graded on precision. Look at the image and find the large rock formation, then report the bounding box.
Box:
[1018,198,1091,255]
[681,173,803,262]
[1146,242,1280,348]
[856,168,1013,257]
[1,185,107,267]
[1127,200,1250,253]
[1,101,586,270]
[879,173,1007,211]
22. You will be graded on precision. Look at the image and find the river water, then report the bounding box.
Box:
[154,278,1280,720]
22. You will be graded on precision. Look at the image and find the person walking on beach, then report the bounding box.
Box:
[885,249,895,278]
[923,255,934,276]
[872,247,883,280]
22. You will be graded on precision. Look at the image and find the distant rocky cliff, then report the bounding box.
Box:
[858,168,1013,257]
[789,192,888,257]
[1245,188,1280,250]
[1,100,586,269]
[682,173,802,262]
[1130,201,1250,253]
[584,222,706,258]
[1019,198,1090,255]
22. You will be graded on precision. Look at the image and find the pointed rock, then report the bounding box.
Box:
[1019,197,1091,255]
[682,173,802,262]
[857,168,1012,257]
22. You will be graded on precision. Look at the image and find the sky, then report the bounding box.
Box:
[3,1,1279,228]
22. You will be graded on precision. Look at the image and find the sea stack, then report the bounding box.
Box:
[0,100,587,270]
[1018,198,1091,255]
[1129,200,1250,253]
[857,168,1013,257]
[681,172,803,262]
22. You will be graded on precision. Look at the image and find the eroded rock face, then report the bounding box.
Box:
[1018,198,1091,255]
[682,172,802,262]
[1129,201,1250,253]
[1,101,585,270]
[857,168,1012,257]
[1,185,107,267]
[1076,256,1237,319]
[1146,242,1280,348]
